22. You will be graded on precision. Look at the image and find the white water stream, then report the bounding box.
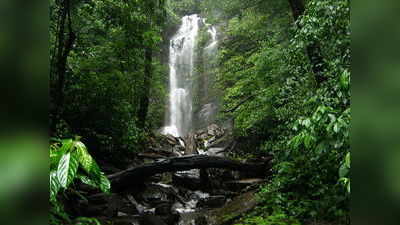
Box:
[163,15,218,137]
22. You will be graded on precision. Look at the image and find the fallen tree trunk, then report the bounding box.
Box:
[108,155,271,192]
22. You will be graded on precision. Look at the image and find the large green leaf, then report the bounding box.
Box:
[74,141,98,175]
[56,152,79,188]
[74,141,111,193]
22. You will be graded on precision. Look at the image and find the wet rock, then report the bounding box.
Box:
[155,202,172,215]
[207,191,258,225]
[81,193,125,217]
[139,215,168,225]
[198,133,209,140]
[207,124,224,137]
[138,184,174,205]
[173,170,202,190]
[197,195,226,208]
[207,136,216,145]
[166,134,179,145]
[177,137,186,147]
[196,129,206,136]
[118,205,139,215]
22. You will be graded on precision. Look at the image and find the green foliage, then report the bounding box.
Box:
[50,138,110,201]
[50,138,110,225]
[50,0,168,158]
[210,0,350,223]
[235,212,301,225]
[166,0,201,17]
[339,152,350,193]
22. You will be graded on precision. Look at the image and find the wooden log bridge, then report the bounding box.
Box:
[108,155,271,192]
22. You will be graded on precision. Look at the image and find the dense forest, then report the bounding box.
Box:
[49,0,350,225]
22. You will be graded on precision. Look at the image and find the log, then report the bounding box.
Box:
[108,155,270,192]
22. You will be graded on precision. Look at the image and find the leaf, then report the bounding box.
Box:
[74,141,111,193]
[50,139,73,169]
[333,123,339,133]
[304,134,314,148]
[75,141,97,175]
[340,70,350,89]
[77,174,98,188]
[56,152,79,188]
[339,164,348,178]
[345,152,350,167]
[347,180,351,193]
[50,171,61,201]
[98,174,111,193]
[303,118,311,128]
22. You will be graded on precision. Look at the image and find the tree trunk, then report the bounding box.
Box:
[50,0,76,134]
[288,0,326,86]
[107,155,271,192]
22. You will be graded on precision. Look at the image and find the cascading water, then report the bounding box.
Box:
[163,14,218,138]
[162,14,200,137]
[163,14,200,137]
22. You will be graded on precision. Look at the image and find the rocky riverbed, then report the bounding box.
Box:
[69,124,271,225]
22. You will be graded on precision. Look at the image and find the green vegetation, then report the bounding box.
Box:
[200,0,350,224]
[50,0,168,160]
[49,0,350,224]
[50,138,110,225]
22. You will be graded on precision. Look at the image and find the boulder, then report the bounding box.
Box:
[207,191,258,225]
[137,184,174,205]
[197,195,226,208]
[165,134,178,145]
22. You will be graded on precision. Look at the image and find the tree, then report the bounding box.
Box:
[50,0,76,134]
[288,0,326,86]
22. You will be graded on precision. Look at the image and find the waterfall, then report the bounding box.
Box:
[163,15,218,137]
[163,14,201,137]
